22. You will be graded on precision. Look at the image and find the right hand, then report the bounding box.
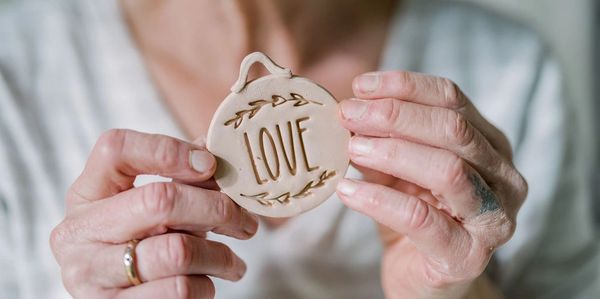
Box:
[50,129,258,299]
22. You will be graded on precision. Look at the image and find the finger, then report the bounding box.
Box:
[97,234,245,288]
[336,179,473,262]
[339,98,508,181]
[137,236,245,282]
[352,71,511,157]
[348,136,503,220]
[115,275,215,299]
[72,182,258,243]
[171,135,219,189]
[70,129,217,203]
[337,179,514,280]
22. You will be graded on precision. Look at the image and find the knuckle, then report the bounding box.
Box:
[496,217,517,245]
[141,182,178,221]
[165,234,194,271]
[446,111,475,147]
[94,129,128,162]
[441,155,469,191]
[379,99,403,135]
[390,71,417,97]
[49,223,67,254]
[174,275,192,299]
[384,98,401,124]
[500,167,528,213]
[515,173,529,201]
[440,78,466,109]
[153,136,183,169]
[50,219,79,263]
[211,193,236,225]
[405,196,430,230]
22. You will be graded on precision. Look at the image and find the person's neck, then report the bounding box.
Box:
[120,1,397,229]
[120,0,396,143]
[120,0,396,75]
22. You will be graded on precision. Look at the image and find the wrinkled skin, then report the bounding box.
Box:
[51,130,259,298]
[336,71,527,299]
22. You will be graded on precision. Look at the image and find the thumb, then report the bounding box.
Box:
[176,134,220,190]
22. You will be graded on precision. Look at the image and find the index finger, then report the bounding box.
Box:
[353,71,468,109]
[70,129,216,204]
[352,71,512,158]
[74,182,258,243]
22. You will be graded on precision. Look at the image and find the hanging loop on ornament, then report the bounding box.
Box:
[230,52,292,93]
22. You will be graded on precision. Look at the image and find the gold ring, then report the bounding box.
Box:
[123,239,142,286]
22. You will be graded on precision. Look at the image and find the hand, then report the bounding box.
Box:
[336,72,527,299]
[50,129,258,299]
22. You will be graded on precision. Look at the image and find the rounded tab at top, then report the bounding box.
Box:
[231,52,292,93]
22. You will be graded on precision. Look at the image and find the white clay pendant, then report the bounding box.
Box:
[207,52,350,218]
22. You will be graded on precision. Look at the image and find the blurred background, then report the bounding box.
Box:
[1,0,597,223]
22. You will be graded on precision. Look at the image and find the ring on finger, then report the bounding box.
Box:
[123,239,142,286]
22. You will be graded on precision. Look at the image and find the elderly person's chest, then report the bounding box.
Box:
[142,51,382,141]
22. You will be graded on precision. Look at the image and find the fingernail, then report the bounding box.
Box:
[237,260,248,279]
[189,150,215,173]
[337,179,358,196]
[341,99,368,120]
[241,208,258,235]
[356,73,380,94]
[350,137,373,155]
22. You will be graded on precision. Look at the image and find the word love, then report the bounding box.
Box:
[207,52,349,217]
[243,116,319,185]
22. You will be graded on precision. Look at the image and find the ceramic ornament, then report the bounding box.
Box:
[207,52,350,218]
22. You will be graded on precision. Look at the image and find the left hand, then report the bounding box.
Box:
[336,71,528,299]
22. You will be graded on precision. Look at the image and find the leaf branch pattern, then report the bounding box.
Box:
[224,93,323,129]
[240,170,336,206]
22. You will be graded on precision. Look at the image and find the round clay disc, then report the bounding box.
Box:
[207,53,350,218]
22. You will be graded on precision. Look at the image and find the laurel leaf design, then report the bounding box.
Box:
[234,118,243,128]
[271,95,287,106]
[248,108,259,118]
[240,170,337,206]
[249,99,269,107]
[223,93,323,129]
[293,100,309,106]
[224,118,238,127]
